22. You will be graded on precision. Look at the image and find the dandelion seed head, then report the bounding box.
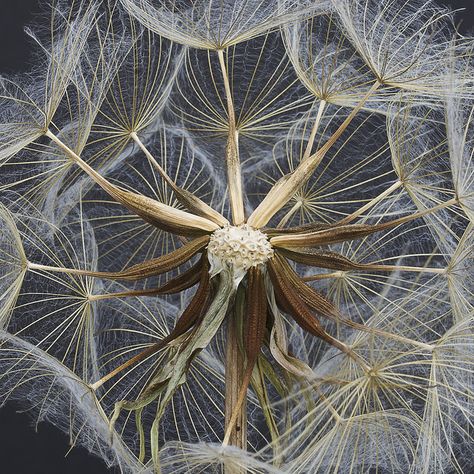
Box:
[0,0,473,472]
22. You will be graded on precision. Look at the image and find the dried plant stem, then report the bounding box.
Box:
[130,132,229,226]
[45,129,218,234]
[90,344,160,391]
[270,197,458,248]
[303,99,326,158]
[353,264,446,273]
[277,199,303,228]
[301,264,446,281]
[339,179,403,224]
[88,288,173,301]
[224,288,247,463]
[317,309,436,352]
[27,261,98,275]
[217,48,245,225]
[224,267,267,447]
[301,271,346,281]
[130,131,181,189]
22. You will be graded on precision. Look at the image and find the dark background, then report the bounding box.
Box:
[0,0,473,473]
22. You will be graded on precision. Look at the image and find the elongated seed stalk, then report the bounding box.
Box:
[45,129,219,234]
[301,264,446,281]
[339,179,403,224]
[269,197,458,248]
[277,200,303,228]
[302,99,326,159]
[131,132,229,226]
[217,48,245,225]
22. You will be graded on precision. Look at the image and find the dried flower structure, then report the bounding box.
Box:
[0,0,473,473]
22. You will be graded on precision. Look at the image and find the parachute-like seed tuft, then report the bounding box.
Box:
[0,1,473,473]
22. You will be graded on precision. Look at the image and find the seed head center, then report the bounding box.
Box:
[207,224,273,271]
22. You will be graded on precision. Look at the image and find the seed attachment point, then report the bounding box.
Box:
[207,225,273,275]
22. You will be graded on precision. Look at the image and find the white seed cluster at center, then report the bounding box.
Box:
[207,224,274,271]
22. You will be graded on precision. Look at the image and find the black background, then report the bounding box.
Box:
[0,1,473,473]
